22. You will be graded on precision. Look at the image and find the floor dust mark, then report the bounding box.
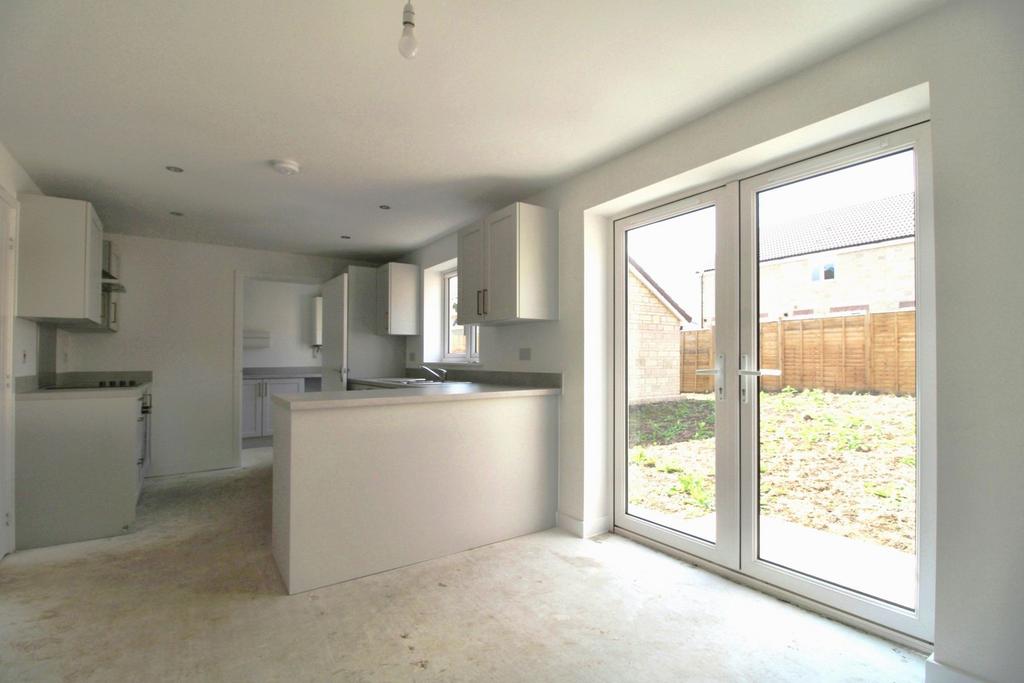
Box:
[553,553,602,570]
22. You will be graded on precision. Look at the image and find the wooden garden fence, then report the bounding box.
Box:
[680,311,916,396]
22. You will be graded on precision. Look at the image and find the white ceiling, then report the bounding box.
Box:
[0,0,943,259]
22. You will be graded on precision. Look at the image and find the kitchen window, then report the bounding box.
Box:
[442,269,479,362]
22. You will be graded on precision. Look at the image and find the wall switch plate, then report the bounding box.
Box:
[519,347,532,361]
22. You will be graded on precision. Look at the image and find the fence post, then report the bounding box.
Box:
[818,318,825,389]
[778,319,785,389]
[894,313,901,395]
[865,312,873,392]
[841,316,847,390]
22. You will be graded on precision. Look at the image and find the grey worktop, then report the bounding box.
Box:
[243,366,323,379]
[273,383,560,411]
[17,382,151,401]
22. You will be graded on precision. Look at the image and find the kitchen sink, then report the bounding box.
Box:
[354,378,473,388]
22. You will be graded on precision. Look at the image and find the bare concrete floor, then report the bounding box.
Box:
[0,448,925,682]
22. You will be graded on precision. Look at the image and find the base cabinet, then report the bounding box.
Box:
[15,389,149,549]
[243,378,304,438]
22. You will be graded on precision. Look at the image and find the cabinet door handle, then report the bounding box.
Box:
[476,290,482,316]
[111,302,117,325]
[482,289,488,315]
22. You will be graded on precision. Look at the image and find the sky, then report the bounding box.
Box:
[627,150,916,318]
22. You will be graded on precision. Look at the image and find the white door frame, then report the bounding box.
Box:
[611,123,935,643]
[231,271,330,463]
[0,186,18,558]
[738,123,936,641]
[613,183,740,569]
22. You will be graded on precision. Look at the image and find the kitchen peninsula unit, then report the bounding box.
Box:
[271,383,559,594]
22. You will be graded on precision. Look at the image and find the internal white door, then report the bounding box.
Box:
[614,123,934,641]
[0,188,15,557]
[320,274,348,391]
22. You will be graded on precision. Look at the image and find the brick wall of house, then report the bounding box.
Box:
[627,269,681,402]
[698,239,915,327]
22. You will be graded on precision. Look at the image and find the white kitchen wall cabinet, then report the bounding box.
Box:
[17,194,103,324]
[376,262,419,335]
[242,377,304,438]
[456,202,557,325]
[456,220,486,325]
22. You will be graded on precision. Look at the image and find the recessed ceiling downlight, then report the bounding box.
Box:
[165,165,184,173]
[379,204,391,210]
[271,159,301,176]
[170,211,184,217]
[340,235,352,240]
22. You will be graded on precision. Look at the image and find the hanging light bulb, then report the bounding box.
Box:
[398,1,418,59]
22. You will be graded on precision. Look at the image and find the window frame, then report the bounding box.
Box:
[441,268,479,363]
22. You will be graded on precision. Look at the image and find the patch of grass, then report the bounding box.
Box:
[627,389,918,552]
[670,472,713,511]
[627,398,716,447]
[864,481,898,499]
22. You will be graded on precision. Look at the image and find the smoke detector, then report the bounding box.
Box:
[271,159,301,176]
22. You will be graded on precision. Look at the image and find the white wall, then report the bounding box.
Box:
[0,140,45,379]
[65,234,352,476]
[242,279,321,368]
[510,1,1022,680]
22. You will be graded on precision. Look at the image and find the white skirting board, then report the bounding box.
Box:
[925,655,989,683]
[557,511,612,539]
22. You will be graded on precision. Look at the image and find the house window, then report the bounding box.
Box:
[442,269,479,362]
[811,261,837,281]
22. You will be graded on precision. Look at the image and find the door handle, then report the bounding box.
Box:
[695,353,725,400]
[738,354,781,403]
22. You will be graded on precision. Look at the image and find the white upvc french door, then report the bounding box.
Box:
[738,124,935,641]
[614,184,740,569]
[614,123,935,641]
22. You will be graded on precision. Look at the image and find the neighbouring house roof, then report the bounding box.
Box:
[759,191,915,262]
[628,258,692,323]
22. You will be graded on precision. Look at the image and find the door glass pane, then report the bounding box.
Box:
[626,206,717,543]
[755,150,918,608]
